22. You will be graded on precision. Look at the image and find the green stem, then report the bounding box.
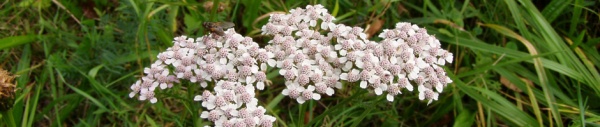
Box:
[2,109,16,127]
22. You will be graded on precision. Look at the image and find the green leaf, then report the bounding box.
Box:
[452,72,540,126]
[88,64,104,78]
[453,110,475,127]
[0,35,39,50]
[64,83,108,111]
[145,115,159,127]
[332,0,339,17]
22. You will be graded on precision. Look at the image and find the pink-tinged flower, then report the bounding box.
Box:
[155,69,172,89]
[314,82,334,96]
[398,77,414,91]
[139,88,157,103]
[256,49,277,68]
[281,82,304,100]
[201,95,218,110]
[259,115,276,127]
[219,103,240,118]
[174,35,188,42]
[320,13,336,30]
[418,85,439,105]
[359,70,376,89]
[238,92,258,107]
[144,61,166,75]
[254,71,267,90]
[339,69,358,83]
[298,85,321,104]
[443,50,454,64]
[279,68,299,81]
[176,65,196,79]
[194,90,213,102]
[325,75,343,89]
[373,83,387,95]
[386,83,402,102]
[162,50,176,65]
[129,80,141,98]
[201,110,224,122]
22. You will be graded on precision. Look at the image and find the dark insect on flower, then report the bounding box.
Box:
[203,22,235,36]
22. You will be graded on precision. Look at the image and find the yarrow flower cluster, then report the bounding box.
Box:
[129,31,275,126]
[261,5,342,104]
[128,4,453,126]
[261,5,453,104]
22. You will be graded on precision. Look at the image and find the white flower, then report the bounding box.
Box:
[193,95,203,101]
[139,88,157,103]
[281,82,304,99]
[219,104,240,117]
[428,93,439,105]
[338,58,353,71]
[253,65,269,90]
[163,50,176,65]
[259,115,276,127]
[144,61,165,74]
[202,96,217,110]
[279,67,299,81]
[157,69,171,89]
[176,65,195,79]
[339,69,359,81]
[321,21,336,30]
[415,57,429,69]
[129,80,141,98]
[298,85,321,104]
[355,53,379,69]
[399,78,413,91]
[365,74,380,87]
[418,85,427,101]
[171,48,191,67]
[257,49,277,67]
[239,65,260,83]
[417,85,439,105]
[444,51,453,64]
[200,110,224,122]
[435,81,444,93]
[373,83,388,95]
[386,94,395,102]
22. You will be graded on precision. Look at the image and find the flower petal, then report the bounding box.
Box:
[312,94,321,100]
[257,82,265,90]
[375,88,382,95]
[194,95,203,101]
[387,94,394,102]
[360,81,367,88]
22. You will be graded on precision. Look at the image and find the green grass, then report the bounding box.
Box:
[1,0,599,126]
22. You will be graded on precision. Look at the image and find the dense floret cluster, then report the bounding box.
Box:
[128,4,453,127]
[128,33,276,126]
[260,5,453,104]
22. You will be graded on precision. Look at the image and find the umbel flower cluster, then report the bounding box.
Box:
[128,4,453,127]
[261,5,453,104]
[128,32,276,126]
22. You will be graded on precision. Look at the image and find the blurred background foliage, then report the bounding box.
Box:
[0,0,599,126]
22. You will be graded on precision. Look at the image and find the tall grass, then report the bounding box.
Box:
[0,0,598,126]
